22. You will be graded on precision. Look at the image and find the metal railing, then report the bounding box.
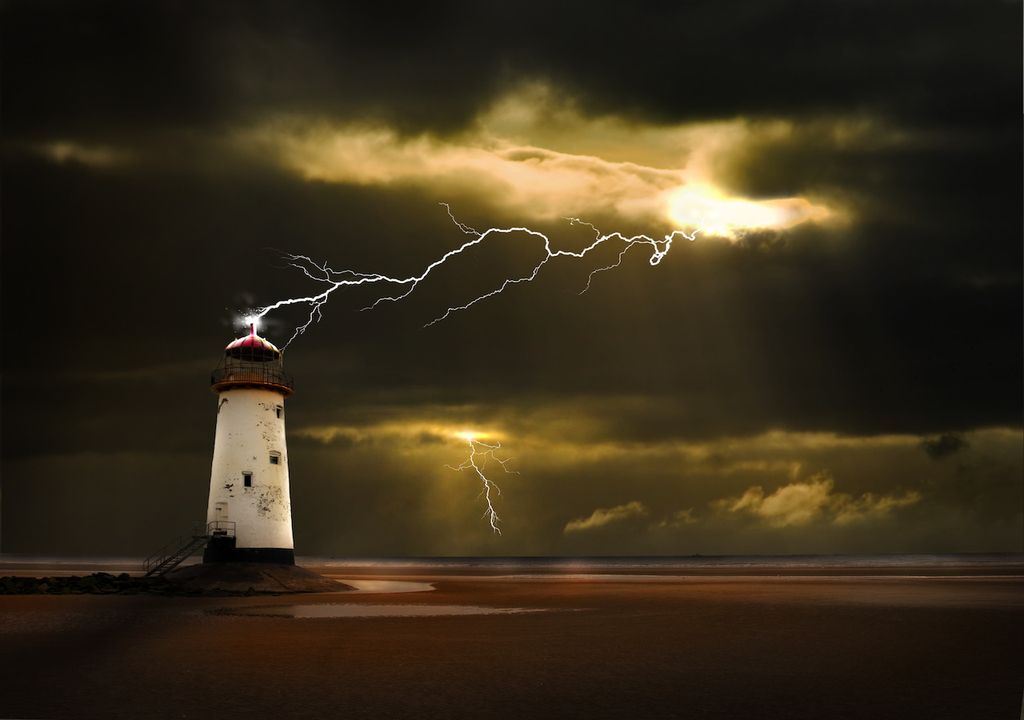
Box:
[211,363,294,393]
[143,521,236,575]
[206,520,236,538]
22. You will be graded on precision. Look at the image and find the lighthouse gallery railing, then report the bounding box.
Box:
[211,363,294,392]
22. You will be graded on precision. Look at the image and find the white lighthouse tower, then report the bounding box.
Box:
[204,324,296,565]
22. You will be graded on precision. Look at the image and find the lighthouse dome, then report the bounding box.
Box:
[225,326,281,361]
[212,324,293,396]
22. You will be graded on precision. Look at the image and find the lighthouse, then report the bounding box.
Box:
[204,324,296,565]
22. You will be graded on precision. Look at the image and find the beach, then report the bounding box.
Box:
[0,559,1021,719]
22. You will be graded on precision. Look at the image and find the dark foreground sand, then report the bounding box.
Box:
[0,565,1021,719]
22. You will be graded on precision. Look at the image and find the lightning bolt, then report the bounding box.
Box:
[247,204,700,533]
[252,203,700,347]
[446,436,518,535]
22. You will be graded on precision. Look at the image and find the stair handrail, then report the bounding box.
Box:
[144,522,219,575]
[144,535,187,574]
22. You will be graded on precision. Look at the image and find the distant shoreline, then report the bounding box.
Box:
[2,553,1022,578]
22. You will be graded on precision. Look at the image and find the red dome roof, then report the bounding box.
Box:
[224,324,281,359]
[225,333,280,354]
[212,324,292,395]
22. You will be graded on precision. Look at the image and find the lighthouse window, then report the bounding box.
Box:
[275,405,283,419]
[269,452,281,465]
[242,472,253,488]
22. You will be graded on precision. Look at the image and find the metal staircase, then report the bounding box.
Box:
[144,521,235,577]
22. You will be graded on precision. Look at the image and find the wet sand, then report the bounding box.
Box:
[1,565,1022,719]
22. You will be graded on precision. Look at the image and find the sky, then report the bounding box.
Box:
[2,0,1021,557]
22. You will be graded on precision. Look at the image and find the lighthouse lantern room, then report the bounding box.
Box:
[205,324,296,565]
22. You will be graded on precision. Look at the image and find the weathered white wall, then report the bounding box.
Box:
[207,388,293,550]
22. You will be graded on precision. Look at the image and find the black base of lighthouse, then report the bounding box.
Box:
[203,536,295,565]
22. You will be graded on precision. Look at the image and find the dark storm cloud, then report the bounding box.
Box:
[921,433,969,460]
[2,1,1020,555]
[2,1,1018,139]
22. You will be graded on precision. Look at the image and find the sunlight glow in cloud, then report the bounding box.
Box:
[454,429,497,443]
[666,183,832,235]
[295,420,505,448]
[238,85,836,238]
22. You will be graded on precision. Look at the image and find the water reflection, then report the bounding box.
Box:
[231,604,548,618]
[331,578,434,594]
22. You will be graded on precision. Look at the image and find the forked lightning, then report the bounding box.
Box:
[253,203,699,347]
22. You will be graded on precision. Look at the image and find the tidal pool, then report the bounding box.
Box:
[331,578,434,594]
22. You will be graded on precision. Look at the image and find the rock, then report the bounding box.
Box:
[0,566,352,596]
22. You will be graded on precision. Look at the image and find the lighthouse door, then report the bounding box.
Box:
[214,502,228,524]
